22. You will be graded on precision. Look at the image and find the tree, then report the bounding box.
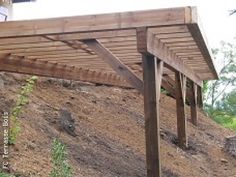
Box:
[217,90,236,116]
[205,41,236,110]
[204,40,236,130]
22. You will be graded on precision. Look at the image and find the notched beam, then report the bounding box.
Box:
[0,54,129,87]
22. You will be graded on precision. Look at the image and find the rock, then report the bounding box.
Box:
[220,158,228,163]
[62,80,72,88]
[58,109,77,137]
[224,136,236,158]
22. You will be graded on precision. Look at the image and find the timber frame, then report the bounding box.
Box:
[0,6,217,177]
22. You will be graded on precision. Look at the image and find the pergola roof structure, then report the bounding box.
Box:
[0,6,218,177]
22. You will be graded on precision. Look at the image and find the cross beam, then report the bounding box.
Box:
[83,39,144,94]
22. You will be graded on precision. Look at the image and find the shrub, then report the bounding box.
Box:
[50,138,73,177]
[9,76,38,145]
[0,171,14,177]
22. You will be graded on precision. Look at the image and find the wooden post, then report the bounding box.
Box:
[175,72,187,148]
[197,86,203,108]
[142,54,163,177]
[190,82,198,126]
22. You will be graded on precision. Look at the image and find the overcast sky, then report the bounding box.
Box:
[12,0,236,48]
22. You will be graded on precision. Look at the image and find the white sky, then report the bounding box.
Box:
[12,0,236,49]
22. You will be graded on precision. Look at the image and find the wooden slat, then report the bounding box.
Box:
[47,29,136,41]
[0,36,50,45]
[137,28,203,86]
[142,54,163,177]
[149,25,189,34]
[187,7,217,79]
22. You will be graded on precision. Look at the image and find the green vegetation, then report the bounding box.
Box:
[204,41,236,130]
[9,76,38,145]
[50,138,73,177]
[0,171,14,177]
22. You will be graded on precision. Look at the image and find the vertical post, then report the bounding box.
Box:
[197,86,203,108]
[142,54,163,177]
[190,82,198,126]
[175,72,187,148]
[137,27,163,177]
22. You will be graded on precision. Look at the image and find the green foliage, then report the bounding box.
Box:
[219,90,236,115]
[224,118,236,130]
[0,171,14,177]
[50,139,73,177]
[9,76,38,145]
[204,41,236,131]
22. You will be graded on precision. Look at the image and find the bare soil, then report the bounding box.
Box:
[0,73,236,177]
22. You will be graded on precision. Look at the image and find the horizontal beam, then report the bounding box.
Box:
[137,27,203,87]
[0,55,130,88]
[84,39,143,94]
[0,7,190,38]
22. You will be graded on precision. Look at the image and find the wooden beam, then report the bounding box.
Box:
[83,39,143,94]
[175,72,188,148]
[136,27,203,87]
[197,86,203,108]
[44,35,95,55]
[186,7,219,79]
[163,74,194,102]
[147,29,203,87]
[0,7,188,38]
[142,54,163,177]
[0,55,130,87]
[190,82,198,126]
[45,29,136,42]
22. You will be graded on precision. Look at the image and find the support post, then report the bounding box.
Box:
[197,86,203,108]
[142,54,163,177]
[175,72,187,148]
[190,82,198,126]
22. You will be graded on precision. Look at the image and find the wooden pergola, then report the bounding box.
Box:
[0,6,217,177]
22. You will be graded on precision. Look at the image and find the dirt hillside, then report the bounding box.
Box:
[0,73,236,177]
